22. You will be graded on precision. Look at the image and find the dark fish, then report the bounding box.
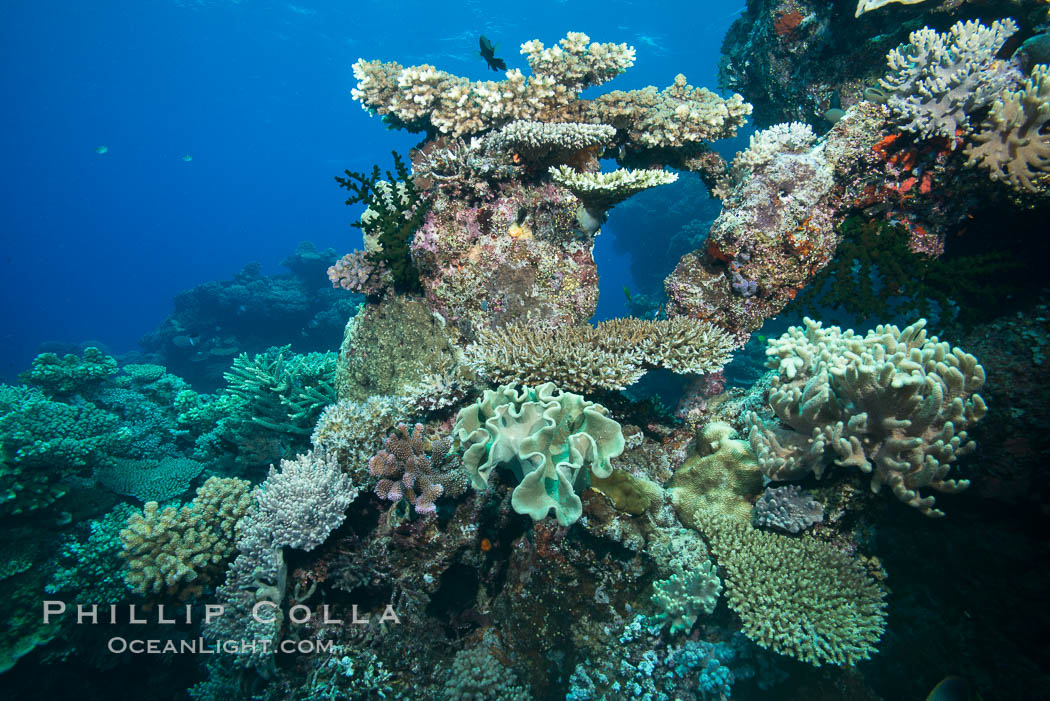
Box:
[926,676,983,701]
[479,35,506,71]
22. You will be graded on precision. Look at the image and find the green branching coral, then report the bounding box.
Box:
[789,216,1019,325]
[19,347,117,397]
[651,561,722,634]
[700,514,887,667]
[224,346,336,437]
[453,382,625,526]
[335,151,429,293]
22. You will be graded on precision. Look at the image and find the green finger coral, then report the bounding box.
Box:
[700,514,886,667]
[453,382,625,526]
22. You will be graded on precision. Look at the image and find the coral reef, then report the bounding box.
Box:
[453,382,625,526]
[95,456,206,503]
[467,317,736,393]
[141,243,358,391]
[701,514,887,666]
[747,318,987,516]
[19,346,117,397]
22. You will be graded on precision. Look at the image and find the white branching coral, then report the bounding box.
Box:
[965,64,1050,193]
[878,18,1019,141]
[486,120,616,161]
[519,32,635,90]
[855,0,926,18]
[549,165,678,210]
[746,318,987,517]
[351,33,750,149]
[591,74,752,148]
[731,121,817,177]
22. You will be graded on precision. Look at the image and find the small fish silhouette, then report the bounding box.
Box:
[181,154,193,162]
[95,146,108,154]
[479,36,506,71]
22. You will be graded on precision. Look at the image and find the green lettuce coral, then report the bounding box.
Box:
[453,382,625,526]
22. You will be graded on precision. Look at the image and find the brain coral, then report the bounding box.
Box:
[668,422,763,529]
[453,382,625,526]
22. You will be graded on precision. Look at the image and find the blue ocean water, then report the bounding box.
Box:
[0,0,740,381]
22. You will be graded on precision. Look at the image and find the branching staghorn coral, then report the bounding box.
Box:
[700,514,886,667]
[877,18,1019,141]
[467,317,736,394]
[120,476,255,600]
[965,63,1050,193]
[223,346,336,437]
[368,423,463,514]
[746,318,987,516]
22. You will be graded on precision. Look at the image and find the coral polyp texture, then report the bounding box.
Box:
[453,382,625,526]
[700,514,887,667]
[650,561,722,634]
[747,318,987,516]
[878,18,1019,141]
[965,63,1050,193]
[467,317,736,393]
[751,484,824,534]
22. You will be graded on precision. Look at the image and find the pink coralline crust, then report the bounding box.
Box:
[410,181,599,336]
[327,251,393,298]
[368,423,453,515]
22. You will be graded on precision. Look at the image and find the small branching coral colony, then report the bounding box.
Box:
[7,10,1050,697]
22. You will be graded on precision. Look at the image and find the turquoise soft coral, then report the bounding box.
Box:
[453,382,625,526]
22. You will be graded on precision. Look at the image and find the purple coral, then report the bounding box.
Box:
[368,423,456,514]
[327,251,393,297]
[751,484,824,534]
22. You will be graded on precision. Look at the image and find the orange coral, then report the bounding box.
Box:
[773,10,804,37]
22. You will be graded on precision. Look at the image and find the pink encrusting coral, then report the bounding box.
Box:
[368,423,458,514]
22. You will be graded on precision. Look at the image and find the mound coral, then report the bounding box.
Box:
[700,514,886,666]
[751,485,824,534]
[453,382,625,526]
[668,422,763,529]
[747,318,987,516]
